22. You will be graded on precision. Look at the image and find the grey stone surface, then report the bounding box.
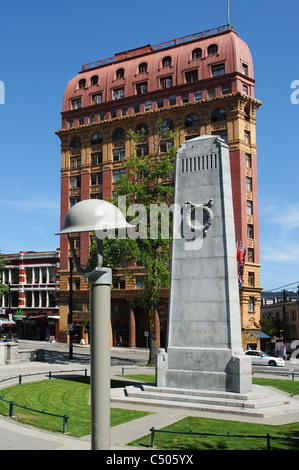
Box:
[157,136,252,393]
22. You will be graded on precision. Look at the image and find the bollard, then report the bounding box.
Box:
[9,401,14,418]
[150,427,155,447]
[18,375,22,385]
[63,414,69,433]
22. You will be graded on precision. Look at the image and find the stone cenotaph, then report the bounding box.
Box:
[157,136,252,393]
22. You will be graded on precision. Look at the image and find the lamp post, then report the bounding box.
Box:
[56,199,133,450]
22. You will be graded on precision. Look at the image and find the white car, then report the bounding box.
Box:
[245,350,285,367]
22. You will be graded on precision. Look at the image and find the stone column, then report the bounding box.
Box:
[128,300,136,348]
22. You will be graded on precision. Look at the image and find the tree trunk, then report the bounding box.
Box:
[147,306,158,365]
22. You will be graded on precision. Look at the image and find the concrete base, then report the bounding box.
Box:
[111,384,299,419]
[156,348,252,393]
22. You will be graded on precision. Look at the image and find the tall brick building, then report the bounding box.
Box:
[56,24,262,349]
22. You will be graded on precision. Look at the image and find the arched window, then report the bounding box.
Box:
[208,44,218,55]
[192,48,202,59]
[112,127,125,141]
[78,78,86,89]
[139,62,148,73]
[91,133,103,145]
[162,56,172,67]
[70,137,81,149]
[136,123,149,136]
[211,108,227,122]
[160,119,174,132]
[185,113,200,127]
[90,75,98,85]
[116,68,125,79]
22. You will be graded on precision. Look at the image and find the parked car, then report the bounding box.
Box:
[245,350,285,367]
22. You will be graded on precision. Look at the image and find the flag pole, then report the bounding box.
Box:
[227,0,230,25]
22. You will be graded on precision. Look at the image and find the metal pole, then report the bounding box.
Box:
[227,0,230,25]
[89,273,111,450]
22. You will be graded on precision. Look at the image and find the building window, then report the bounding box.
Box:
[247,200,253,215]
[185,70,198,83]
[71,98,81,109]
[221,84,230,95]
[246,177,252,192]
[248,248,254,263]
[247,224,254,239]
[89,114,95,124]
[182,93,189,103]
[208,88,215,97]
[136,144,149,157]
[157,98,164,108]
[248,272,255,287]
[113,128,125,141]
[113,168,125,182]
[113,147,125,161]
[136,276,144,288]
[194,90,202,100]
[208,44,218,55]
[162,56,172,67]
[248,297,255,312]
[78,79,86,89]
[136,82,148,94]
[90,75,98,85]
[91,133,103,145]
[160,140,173,153]
[211,108,227,122]
[113,88,124,100]
[70,196,81,207]
[111,109,116,118]
[133,103,140,113]
[90,192,102,200]
[70,137,81,149]
[136,123,149,136]
[245,153,252,168]
[144,100,151,111]
[192,48,202,59]
[92,93,102,105]
[211,63,225,76]
[139,62,147,73]
[113,276,125,289]
[70,176,81,189]
[78,116,84,125]
[100,111,106,121]
[161,119,174,132]
[91,152,103,165]
[160,76,172,89]
[91,172,103,186]
[212,130,227,142]
[185,113,200,127]
[243,84,248,94]
[169,95,176,106]
[121,106,128,116]
[116,68,124,79]
[71,156,81,168]
[242,63,248,75]
[68,119,74,128]
[244,130,250,144]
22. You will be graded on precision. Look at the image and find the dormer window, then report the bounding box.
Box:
[91,75,98,85]
[192,48,202,59]
[116,68,125,79]
[139,62,148,73]
[208,44,218,55]
[162,56,172,67]
[78,78,86,89]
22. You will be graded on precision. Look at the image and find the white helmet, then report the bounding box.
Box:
[56,199,133,235]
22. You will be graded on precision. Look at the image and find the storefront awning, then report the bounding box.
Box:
[0,319,16,325]
[249,330,270,339]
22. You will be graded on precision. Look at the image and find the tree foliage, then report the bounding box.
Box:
[0,252,8,298]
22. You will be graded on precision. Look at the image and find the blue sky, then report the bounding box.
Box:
[0,0,298,292]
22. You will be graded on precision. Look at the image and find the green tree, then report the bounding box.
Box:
[260,312,283,338]
[89,120,179,364]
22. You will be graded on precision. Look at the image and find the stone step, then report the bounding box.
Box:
[125,386,288,411]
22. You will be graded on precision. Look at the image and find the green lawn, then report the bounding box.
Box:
[0,378,152,437]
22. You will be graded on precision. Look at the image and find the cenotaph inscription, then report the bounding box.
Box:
[157,136,252,393]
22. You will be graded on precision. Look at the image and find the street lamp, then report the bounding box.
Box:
[56,199,133,450]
